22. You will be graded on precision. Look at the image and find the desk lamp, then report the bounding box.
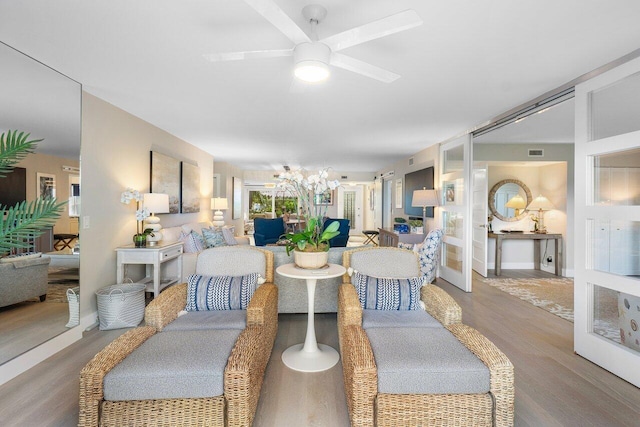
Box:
[143,193,170,246]
[411,188,439,232]
[211,197,229,227]
[528,195,554,233]
[505,194,526,217]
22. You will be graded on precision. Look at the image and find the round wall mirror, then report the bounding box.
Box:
[488,179,532,222]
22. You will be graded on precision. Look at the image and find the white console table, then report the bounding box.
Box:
[115,241,183,297]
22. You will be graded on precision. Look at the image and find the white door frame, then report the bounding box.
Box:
[337,186,364,235]
[472,163,488,277]
[439,134,473,292]
[575,56,640,387]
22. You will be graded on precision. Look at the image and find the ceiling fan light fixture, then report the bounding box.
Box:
[295,60,330,82]
[293,42,331,83]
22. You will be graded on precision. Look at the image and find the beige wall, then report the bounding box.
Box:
[15,153,79,234]
[80,92,214,317]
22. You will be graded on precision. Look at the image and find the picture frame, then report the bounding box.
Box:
[395,179,403,208]
[150,151,180,214]
[232,176,242,219]
[314,190,333,205]
[181,161,200,213]
[36,172,56,199]
[445,182,456,203]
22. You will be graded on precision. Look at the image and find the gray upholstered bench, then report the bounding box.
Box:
[367,327,490,395]
[104,329,242,401]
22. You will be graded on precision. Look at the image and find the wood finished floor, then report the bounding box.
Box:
[1,271,639,426]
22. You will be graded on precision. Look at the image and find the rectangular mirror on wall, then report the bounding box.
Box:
[0,42,82,366]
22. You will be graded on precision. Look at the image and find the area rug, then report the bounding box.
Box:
[477,275,620,342]
[21,268,80,303]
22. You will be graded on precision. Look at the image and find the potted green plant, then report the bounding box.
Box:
[278,169,341,269]
[0,130,65,256]
[408,219,424,234]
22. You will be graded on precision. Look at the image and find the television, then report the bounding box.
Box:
[404,166,435,217]
[0,167,27,208]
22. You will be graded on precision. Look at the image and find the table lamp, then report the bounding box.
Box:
[505,194,527,216]
[411,188,439,232]
[211,197,228,227]
[528,194,554,233]
[143,193,170,246]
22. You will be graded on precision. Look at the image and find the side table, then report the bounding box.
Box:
[276,263,347,372]
[115,241,183,298]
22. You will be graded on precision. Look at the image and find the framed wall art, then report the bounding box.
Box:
[181,162,200,213]
[232,176,242,219]
[36,172,56,199]
[314,190,333,205]
[395,179,403,208]
[404,166,435,217]
[150,151,180,213]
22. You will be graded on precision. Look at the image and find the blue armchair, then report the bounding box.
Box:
[254,217,285,246]
[323,218,350,247]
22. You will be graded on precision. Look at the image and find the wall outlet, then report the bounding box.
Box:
[547,256,553,262]
[83,216,90,229]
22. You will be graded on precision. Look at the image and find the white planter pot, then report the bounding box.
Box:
[293,250,329,269]
[411,226,424,234]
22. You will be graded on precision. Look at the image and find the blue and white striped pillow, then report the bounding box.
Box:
[352,270,423,311]
[185,273,262,311]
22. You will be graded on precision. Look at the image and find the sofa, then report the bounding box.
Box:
[254,217,285,246]
[264,245,364,313]
[79,246,278,427]
[0,255,51,307]
[162,221,250,282]
[324,218,350,247]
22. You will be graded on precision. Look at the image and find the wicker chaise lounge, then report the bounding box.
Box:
[79,246,278,427]
[338,247,514,426]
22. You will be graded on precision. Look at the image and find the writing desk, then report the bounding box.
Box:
[488,231,562,276]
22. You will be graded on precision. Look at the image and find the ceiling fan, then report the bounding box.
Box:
[203,0,423,83]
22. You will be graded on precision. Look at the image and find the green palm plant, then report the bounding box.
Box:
[0,130,66,256]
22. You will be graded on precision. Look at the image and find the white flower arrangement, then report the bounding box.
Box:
[277,168,341,253]
[121,187,150,236]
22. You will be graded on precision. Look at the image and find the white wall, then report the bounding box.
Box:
[486,163,567,273]
[476,143,574,275]
[80,92,214,318]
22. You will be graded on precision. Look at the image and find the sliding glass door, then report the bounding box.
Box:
[575,56,640,387]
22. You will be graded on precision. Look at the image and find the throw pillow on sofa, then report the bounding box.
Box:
[179,231,205,253]
[202,228,228,248]
[185,273,265,311]
[351,270,423,311]
[221,227,238,246]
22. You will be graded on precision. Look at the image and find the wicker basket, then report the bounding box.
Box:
[96,282,146,330]
[65,286,80,328]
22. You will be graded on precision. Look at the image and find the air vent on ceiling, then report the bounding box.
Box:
[283,165,290,171]
[408,157,414,166]
[341,175,348,179]
[273,174,280,178]
[528,149,544,157]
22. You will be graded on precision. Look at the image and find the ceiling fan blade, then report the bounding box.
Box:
[330,53,400,83]
[244,0,311,45]
[320,9,422,52]
[203,49,293,62]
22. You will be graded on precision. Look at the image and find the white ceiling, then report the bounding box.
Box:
[1,1,639,173]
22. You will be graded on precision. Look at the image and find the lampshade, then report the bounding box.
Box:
[505,194,526,210]
[211,197,228,210]
[143,193,170,214]
[411,189,439,208]
[528,195,554,211]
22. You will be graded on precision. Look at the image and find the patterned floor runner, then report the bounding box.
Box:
[477,275,620,342]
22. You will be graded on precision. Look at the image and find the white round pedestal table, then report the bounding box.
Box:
[276,262,346,372]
